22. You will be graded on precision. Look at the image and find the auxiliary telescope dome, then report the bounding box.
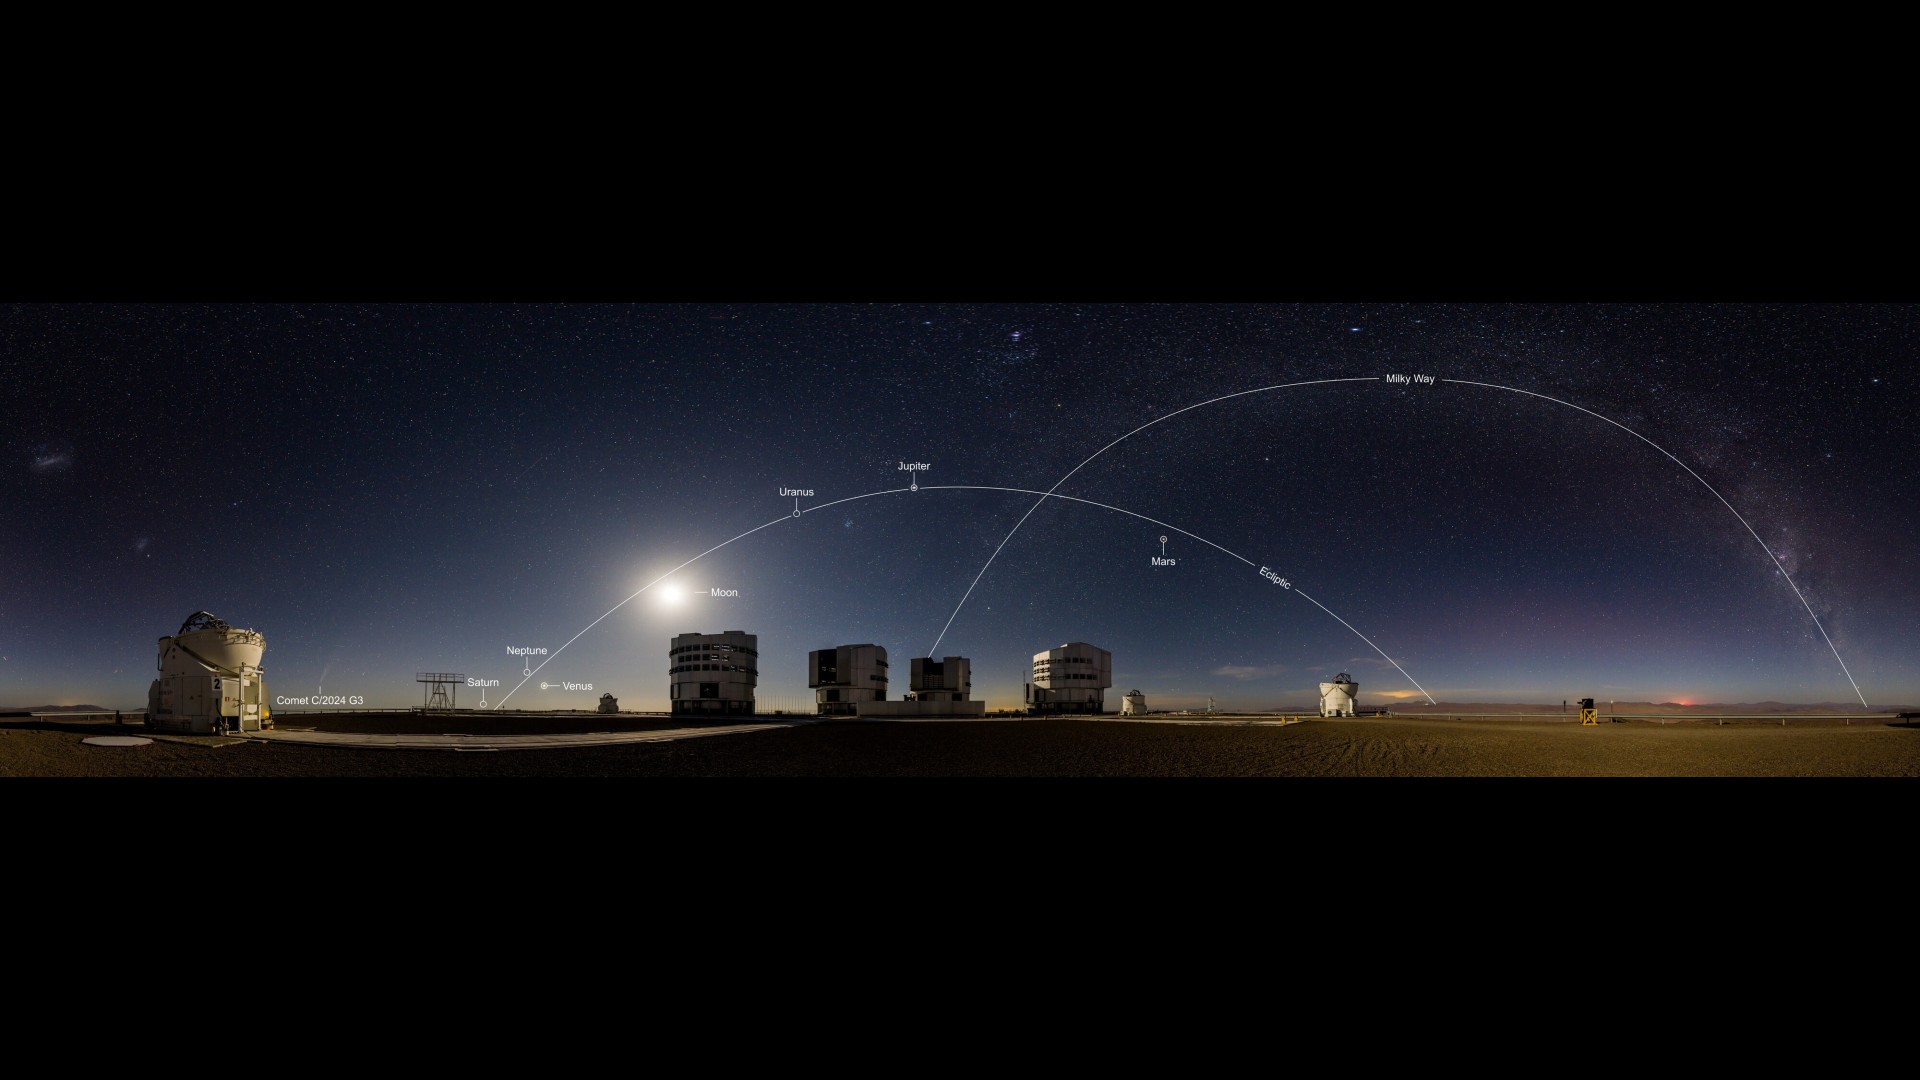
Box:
[148,610,270,735]
[1318,672,1358,717]
[160,610,266,678]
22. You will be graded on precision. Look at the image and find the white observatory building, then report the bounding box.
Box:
[598,692,619,713]
[669,630,758,717]
[1319,672,1358,717]
[1027,641,1113,714]
[1120,689,1146,716]
[146,610,271,734]
[909,656,971,702]
[809,643,889,715]
[854,655,985,718]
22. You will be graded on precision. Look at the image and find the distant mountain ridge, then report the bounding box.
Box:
[0,704,113,713]
[1387,700,1914,715]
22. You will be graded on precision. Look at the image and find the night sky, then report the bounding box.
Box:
[5,303,1916,713]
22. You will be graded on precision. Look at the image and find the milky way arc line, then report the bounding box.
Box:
[926,374,1865,708]
[1441,378,1867,708]
[494,377,1855,711]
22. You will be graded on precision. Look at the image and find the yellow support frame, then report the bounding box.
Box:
[1581,707,1598,726]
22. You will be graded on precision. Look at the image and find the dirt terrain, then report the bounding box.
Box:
[5,712,1917,778]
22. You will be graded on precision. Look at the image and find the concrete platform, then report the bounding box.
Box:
[204,713,1306,751]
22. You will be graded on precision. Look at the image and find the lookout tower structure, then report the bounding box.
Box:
[418,672,464,711]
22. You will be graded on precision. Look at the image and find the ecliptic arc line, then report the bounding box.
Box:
[490,375,1834,713]
[928,374,1861,708]
[813,486,1247,563]
[494,482,1435,710]
[491,514,794,709]
[906,485,1434,703]
[1290,587,1433,705]
[926,377,1380,658]
[858,486,1429,702]
[1442,378,1867,709]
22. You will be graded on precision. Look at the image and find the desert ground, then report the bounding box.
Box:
[5,711,1919,778]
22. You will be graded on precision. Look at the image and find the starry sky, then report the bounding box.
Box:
[4,303,1915,712]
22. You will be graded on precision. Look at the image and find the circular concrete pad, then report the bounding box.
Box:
[83,735,153,747]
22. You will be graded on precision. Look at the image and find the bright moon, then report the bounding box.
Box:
[660,584,684,605]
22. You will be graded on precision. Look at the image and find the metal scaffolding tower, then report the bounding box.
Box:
[417,672,465,710]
